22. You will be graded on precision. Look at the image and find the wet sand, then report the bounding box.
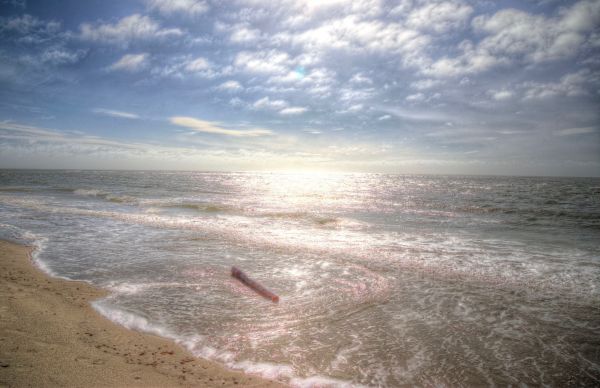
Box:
[0,240,284,387]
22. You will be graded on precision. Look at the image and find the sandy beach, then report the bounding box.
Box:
[0,240,283,387]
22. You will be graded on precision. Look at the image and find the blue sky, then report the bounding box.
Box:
[0,0,599,176]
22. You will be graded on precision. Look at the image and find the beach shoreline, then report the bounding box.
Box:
[0,239,284,387]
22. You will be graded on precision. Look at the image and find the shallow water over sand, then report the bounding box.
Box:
[1,170,599,386]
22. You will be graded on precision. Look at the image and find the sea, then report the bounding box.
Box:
[0,169,599,387]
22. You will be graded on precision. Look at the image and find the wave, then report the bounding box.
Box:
[92,300,359,387]
[0,186,36,193]
[154,201,231,213]
[0,222,57,278]
[2,194,599,300]
[0,195,370,255]
[139,199,366,229]
[2,185,367,230]
[455,204,600,228]
[73,188,137,204]
[257,211,366,229]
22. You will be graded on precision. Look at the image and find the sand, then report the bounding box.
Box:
[0,240,284,387]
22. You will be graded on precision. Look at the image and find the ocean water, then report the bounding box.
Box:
[1,169,599,386]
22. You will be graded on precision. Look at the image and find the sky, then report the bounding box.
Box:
[0,0,599,176]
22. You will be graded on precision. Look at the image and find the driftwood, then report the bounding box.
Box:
[231,266,279,303]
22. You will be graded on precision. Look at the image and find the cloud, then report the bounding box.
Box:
[554,127,596,136]
[339,87,374,102]
[0,14,87,72]
[346,104,364,112]
[2,0,599,176]
[250,97,308,115]
[146,0,209,16]
[283,16,429,66]
[410,79,442,90]
[406,93,426,102]
[490,89,514,101]
[252,96,288,110]
[223,23,263,43]
[170,116,272,137]
[79,14,182,46]
[279,107,308,115]
[93,108,140,119]
[109,53,148,72]
[216,80,243,91]
[267,67,337,97]
[423,40,505,78]
[40,47,86,65]
[0,121,140,149]
[0,14,70,54]
[424,1,600,78]
[406,0,473,34]
[235,0,383,29]
[148,55,216,79]
[349,73,372,85]
[184,56,211,72]
[522,70,592,99]
[0,14,61,36]
[0,121,66,138]
[234,50,292,75]
[375,105,449,123]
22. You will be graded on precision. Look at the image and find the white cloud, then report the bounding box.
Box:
[346,104,364,112]
[170,116,272,137]
[522,70,592,99]
[378,114,391,120]
[472,9,583,63]
[339,87,374,102]
[239,0,384,27]
[146,0,209,16]
[349,73,372,85]
[39,47,85,65]
[234,50,292,75]
[424,1,600,78]
[79,14,182,46]
[423,40,505,77]
[215,21,263,43]
[229,24,262,43]
[251,97,307,115]
[0,121,141,149]
[148,55,216,79]
[109,53,148,72]
[93,108,140,119]
[490,89,514,101]
[1,14,61,36]
[216,80,243,91]
[406,93,425,102]
[267,71,301,84]
[297,0,382,17]
[410,79,442,90]
[406,0,473,34]
[266,67,337,97]
[185,56,211,72]
[252,96,288,110]
[279,15,429,67]
[279,107,308,115]
[559,0,600,32]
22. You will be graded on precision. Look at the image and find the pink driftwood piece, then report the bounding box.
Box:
[231,266,279,303]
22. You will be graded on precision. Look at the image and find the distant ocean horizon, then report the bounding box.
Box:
[1,169,599,386]
[2,167,600,178]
